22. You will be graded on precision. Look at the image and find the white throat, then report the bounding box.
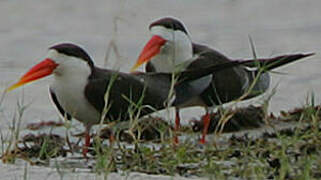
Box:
[150,26,194,73]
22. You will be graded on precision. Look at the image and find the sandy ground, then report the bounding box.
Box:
[0,162,205,180]
[0,0,321,179]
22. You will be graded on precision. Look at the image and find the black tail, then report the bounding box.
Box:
[241,53,314,71]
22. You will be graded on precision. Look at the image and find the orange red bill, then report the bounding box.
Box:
[6,58,58,92]
[130,35,166,72]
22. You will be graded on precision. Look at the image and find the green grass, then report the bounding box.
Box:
[91,94,320,179]
[89,102,320,179]
[1,93,30,164]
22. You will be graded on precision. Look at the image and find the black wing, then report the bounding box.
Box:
[85,60,250,121]
[84,68,170,121]
[192,43,230,66]
[190,43,251,106]
[49,88,72,120]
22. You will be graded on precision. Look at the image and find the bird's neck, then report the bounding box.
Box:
[52,57,92,88]
[150,28,194,73]
[151,40,194,73]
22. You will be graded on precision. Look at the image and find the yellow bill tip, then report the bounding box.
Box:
[130,63,141,73]
[5,82,24,93]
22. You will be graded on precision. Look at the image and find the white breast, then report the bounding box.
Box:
[50,59,101,126]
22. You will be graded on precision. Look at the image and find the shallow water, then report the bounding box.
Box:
[0,0,321,179]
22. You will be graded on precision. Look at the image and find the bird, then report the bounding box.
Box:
[6,42,252,157]
[130,17,314,144]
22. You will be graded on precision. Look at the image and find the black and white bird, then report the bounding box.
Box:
[131,17,314,144]
[6,43,252,156]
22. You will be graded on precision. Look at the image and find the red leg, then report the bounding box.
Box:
[109,133,115,145]
[82,127,90,158]
[200,112,211,144]
[175,109,181,131]
[174,108,180,144]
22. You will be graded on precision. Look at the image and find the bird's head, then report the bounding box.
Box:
[6,43,93,92]
[131,17,192,72]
